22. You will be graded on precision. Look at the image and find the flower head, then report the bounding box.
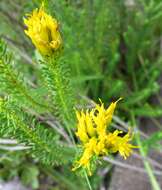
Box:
[106,129,138,159]
[73,99,137,175]
[24,3,62,55]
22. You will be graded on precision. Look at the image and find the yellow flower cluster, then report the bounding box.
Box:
[72,99,137,175]
[24,3,62,55]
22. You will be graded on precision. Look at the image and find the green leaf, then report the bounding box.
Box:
[21,165,39,189]
[133,104,162,117]
[142,131,162,153]
[124,83,159,106]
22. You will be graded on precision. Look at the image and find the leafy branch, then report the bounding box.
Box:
[0,97,75,165]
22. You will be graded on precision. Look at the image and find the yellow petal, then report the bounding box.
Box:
[24,3,62,55]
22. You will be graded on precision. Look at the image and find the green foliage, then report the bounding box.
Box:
[50,0,162,117]
[134,104,162,117]
[0,39,50,113]
[0,151,25,181]
[142,130,162,153]
[41,54,75,123]
[0,97,74,165]
[0,0,162,189]
[21,165,39,189]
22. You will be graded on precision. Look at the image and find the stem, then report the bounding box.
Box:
[84,170,93,190]
[50,56,76,144]
[132,71,138,92]
[131,112,161,190]
[63,120,76,146]
[45,56,91,189]
[49,56,72,121]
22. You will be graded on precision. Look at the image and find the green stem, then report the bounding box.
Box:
[63,120,76,146]
[84,170,93,190]
[49,56,71,121]
[132,71,138,92]
[46,56,75,144]
[131,112,161,190]
[45,56,91,189]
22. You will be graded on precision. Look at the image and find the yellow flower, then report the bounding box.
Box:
[75,111,89,143]
[92,98,122,137]
[72,137,97,175]
[24,3,62,55]
[106,130,137,159]
[73,98,137,175]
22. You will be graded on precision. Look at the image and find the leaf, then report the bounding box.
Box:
[21,165,39,189]
[133,104,162,117]
[142,131,162,153]
[124,83,159,106]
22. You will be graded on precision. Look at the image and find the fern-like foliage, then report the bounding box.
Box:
[0,97,75,165]
[41,54,75,125]
[0,39,76,166]
[0,39,50,114]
